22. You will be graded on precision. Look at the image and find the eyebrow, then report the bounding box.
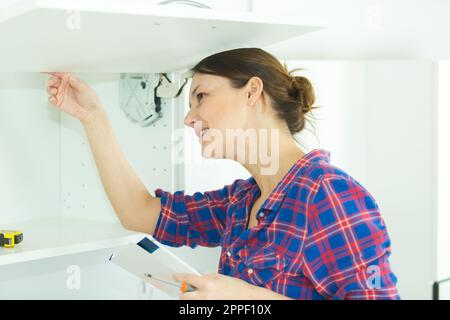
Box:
[189,84,201,109]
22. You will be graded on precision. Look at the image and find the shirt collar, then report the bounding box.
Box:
[249,148,331,212]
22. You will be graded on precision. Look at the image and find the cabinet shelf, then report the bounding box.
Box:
[0,0,324,72]
[0,217,142,266]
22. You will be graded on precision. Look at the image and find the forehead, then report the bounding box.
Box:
[189,73,228,94]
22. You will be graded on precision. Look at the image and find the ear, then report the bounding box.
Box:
[246,76,263,107]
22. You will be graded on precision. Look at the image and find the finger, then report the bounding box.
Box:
[45,72,71,78]
[173,273,200,284]
[48,96,58,105]
[179,291,200,300]
[47,86,58,96]
[68,74,86,90]
[47,77,61,87]
[173,273,203,289]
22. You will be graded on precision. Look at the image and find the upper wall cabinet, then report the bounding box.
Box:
[0,0,325,72]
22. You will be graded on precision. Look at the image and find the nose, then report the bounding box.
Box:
[184,108,197,128]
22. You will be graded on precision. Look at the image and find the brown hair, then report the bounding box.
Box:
[188,47,318,136]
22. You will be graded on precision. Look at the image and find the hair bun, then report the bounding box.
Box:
[288,75,315,114]
[288,76,301,98]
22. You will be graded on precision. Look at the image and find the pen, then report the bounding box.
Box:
[180,281,196,293]
[144,273,197,293]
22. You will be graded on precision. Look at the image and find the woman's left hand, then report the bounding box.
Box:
[173,273,261,300]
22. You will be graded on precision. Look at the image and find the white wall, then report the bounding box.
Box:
[291,61,368,182]
[254,0,450,60]
[437,61,450,283]
[364,61,436,299]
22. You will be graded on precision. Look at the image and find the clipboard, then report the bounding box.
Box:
[109,236,201,297]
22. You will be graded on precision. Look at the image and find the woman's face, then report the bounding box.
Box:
[185,73,258,159]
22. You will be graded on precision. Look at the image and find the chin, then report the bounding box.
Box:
[200,140,224,159]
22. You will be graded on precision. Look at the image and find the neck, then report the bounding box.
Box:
[241,134,305,197]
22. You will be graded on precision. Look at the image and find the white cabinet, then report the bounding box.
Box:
[0,0,324,72]
[0,0,324,299]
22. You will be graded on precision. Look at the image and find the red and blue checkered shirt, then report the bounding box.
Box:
[153,149,400,300]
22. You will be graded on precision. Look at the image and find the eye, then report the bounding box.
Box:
[196,92,205,101]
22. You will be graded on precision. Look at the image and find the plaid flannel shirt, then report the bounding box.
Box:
[153,149,400,299]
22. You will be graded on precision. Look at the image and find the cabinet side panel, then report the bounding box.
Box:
[0,73,60,224]
[60,73,174,223]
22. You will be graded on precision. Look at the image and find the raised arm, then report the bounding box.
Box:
[46,72,161,234]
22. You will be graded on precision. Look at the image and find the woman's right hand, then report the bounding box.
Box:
[46,72,105,124]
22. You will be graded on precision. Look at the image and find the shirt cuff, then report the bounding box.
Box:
[152,188,194,248]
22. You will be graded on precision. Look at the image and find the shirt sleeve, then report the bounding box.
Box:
[301,174,400,300]
[152,179,245,248]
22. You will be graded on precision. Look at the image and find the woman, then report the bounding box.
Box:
[46,48,399,300]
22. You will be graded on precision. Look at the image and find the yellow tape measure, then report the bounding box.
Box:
[0,230,23,248]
